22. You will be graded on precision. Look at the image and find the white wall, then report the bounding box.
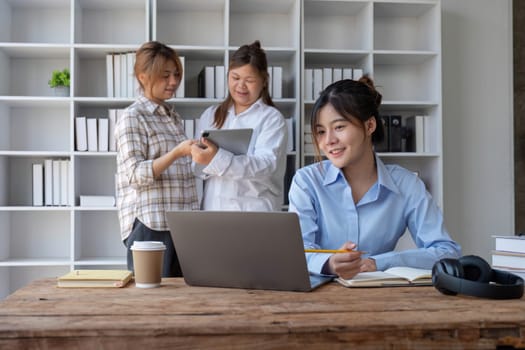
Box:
[441,0,514,261]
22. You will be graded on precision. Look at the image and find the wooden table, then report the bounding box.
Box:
[1,278,525,349]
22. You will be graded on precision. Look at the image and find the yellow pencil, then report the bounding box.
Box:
[304,249,365,254]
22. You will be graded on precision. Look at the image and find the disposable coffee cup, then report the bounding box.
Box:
[131,241,166,288]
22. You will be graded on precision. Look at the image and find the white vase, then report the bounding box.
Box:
[53,86,70,97]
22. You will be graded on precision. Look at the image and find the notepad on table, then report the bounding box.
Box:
[57,270,133,288]
[336,266,432,287]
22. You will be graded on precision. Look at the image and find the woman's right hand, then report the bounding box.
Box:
[175,139,197,157]
[326,242,364,279]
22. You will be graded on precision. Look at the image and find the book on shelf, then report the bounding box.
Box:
[406,115,425,153]
[44,159,53,206]
[198,66,215,98]
[113,53,121,98]
[304,68,313,101]
[312,68,323,100]
[106,53,114,98]
[493,235,525,254]
[57,270,133,288]
[332,67,342,83]
[80,195,116,207]
[374,115,390,152]
[120,53,127,98]
[285,117,295,152]
[32,163,44,206]
[87,118,98,152]
[108,109,117,152]
[126,52,135,98]
[214,65,225,99]
[336,266,432,288]
[52,160,61,206]
[60,160,69,206]
[342,68,353,80]
[75,116,88,151]
[98,118,109,152]
[389,115,402,152]
[491,251,525,270]
[322,67,332,89]
[272,66,283,99]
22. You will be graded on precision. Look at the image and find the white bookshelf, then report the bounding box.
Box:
[0,0,150,299]
[0,0,442,299]
[301,0,442,207]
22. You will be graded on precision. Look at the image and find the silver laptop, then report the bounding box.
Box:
[166,211,332,292]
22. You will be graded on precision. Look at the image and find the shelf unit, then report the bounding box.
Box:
[0,0,441,299]
[301,0,442,206]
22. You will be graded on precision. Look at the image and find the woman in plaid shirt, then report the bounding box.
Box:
[115,41,199,277]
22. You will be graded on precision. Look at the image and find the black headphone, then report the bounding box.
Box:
[432,255,524,299]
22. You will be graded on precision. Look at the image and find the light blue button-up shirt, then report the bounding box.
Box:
[288,156,461,274]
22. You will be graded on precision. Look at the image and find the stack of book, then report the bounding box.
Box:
[492,235,525,279]
[32,159,71,207]
[304,66,363,101]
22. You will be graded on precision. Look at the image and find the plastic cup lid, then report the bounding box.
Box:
[130,241,166,251]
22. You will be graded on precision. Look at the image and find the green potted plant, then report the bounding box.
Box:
[48,68,70,96]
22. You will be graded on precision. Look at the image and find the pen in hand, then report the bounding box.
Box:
[304,249,366,254]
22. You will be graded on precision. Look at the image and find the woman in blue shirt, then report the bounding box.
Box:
[288,77,461,280]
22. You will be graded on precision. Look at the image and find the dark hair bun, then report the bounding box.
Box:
[358,75,382,108]
[249,40,262,50]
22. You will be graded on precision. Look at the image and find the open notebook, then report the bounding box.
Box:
[336,266,432,288]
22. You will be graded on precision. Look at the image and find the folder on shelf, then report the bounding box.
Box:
[87,118,98,152]
[272,66,283,99]
[343,68,353,80]
[113,54,121,98]
[80,195,116,207]
[106,53,114,98]
[52,160,61,206]
[406,115,425,153]
[214,65,225,99]
[375,115,390,152]
[108,109,117,152]
[304,68,313,101]
[332,68,342,83]
[389,115,402,152]
[322,67,332,89]
[313,69,323,99]
[120,53,127,98]
[44,159,53,206]
[98,118,109,152]
[32,163,44,206]
[286,117,295,152]
[198,66,215,98]
[126,52,135,98]
[75,116,88,152]
[60,160,69,206]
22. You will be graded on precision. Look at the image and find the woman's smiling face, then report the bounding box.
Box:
[228,63,264,114]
